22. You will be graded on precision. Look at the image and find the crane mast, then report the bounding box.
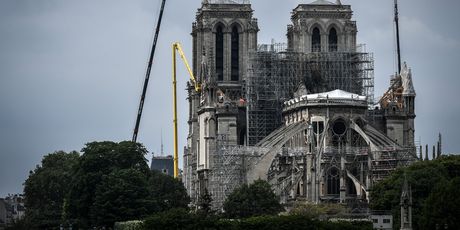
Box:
[132,0,167,143]
[172,42,200,178]
[394,0,402,74]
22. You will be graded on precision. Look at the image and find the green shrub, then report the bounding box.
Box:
[142,209,372,230]
[114,220,143,230]
[142,208,219,230]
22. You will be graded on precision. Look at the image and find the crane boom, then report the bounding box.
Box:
[173,43,201,92]
[172,42,200,178]
[132,0,167,143]
[394,0,402,74]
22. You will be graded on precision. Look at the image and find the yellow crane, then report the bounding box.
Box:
[172,42,201,178]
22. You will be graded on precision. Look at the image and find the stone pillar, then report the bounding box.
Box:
[419,145,423,160]
[425,145,429,161]
[420,145,423,161]
[340,144,346,203]
[224,31,231,81]
[321,33,328,52]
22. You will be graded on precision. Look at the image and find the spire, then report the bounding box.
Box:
[336,0,342,5]
[400,175,413,230]
[161,129,164,156]
[437,133,442,158]
[400,175,409,202]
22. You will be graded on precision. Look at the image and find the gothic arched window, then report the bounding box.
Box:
[329,28,338,52]
[327,167,340,195]
[231,26,240,81]
[215,25,224,81]
[312,27,321,52]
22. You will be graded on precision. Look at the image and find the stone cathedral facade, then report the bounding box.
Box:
[183,0,417,210]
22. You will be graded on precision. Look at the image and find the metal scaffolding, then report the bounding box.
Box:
[245,44,375,146]
[370,148,416,182]
[207,136,265,209]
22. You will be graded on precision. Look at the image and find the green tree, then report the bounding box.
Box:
[64,141,190,228]
[223,179,283,218]
[23,141,190,229]
[147,170,190,213]
[421,177,460,229]
[370,155,460,230]
[65,141,150,228]
[90,169,154,227]
[197,188,213,216]
[23,151,79,229]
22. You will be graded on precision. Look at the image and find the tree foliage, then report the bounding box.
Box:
[23,151,79,229]
[65,141,151,228]
[147,170,190,213]
[63,141,190,229]
[90,169,153,227]
[421,177,460,229]
[197,188,213,216]
[22,141,189,229]
[370,155,460,230]
[223,179,283,218]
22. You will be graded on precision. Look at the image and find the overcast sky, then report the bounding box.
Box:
[1,0,459,196]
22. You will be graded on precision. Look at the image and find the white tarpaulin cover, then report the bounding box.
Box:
[401,62,416,96]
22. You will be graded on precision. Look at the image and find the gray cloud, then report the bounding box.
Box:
[1,0,459,196]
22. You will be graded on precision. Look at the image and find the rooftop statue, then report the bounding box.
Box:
[401,62,416,96]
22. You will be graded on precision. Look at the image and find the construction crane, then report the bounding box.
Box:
[132,0,167,143]
[172,42,200,178]
[379,0,403,109]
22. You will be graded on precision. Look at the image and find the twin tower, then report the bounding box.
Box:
[184,0,416,207]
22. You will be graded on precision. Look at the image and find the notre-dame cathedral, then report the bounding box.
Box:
[183,0,417,210]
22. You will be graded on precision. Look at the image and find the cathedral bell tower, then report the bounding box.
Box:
[187,0,258,198]
[287,0,357,53]
[380,62,416,149]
